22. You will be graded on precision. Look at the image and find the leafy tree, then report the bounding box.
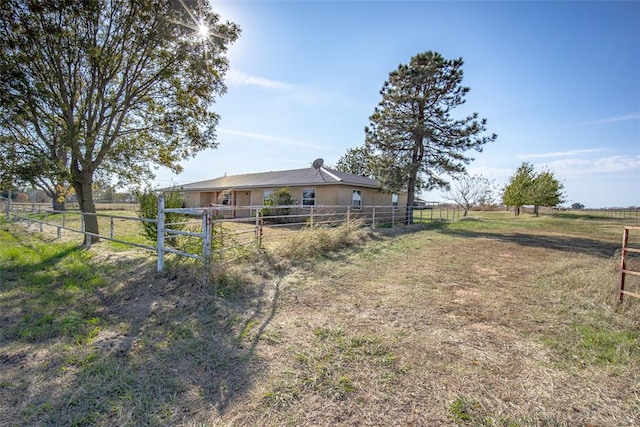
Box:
[502,162,565,216]
[0,120,72,210]
[529,170,565,216]
[0,0,239,242]
[365,51,497,224]
[571,202,585,210]
[334,145,375,178]
[502,162,535,216]
[0,139,18,199]
[441,174,496,217]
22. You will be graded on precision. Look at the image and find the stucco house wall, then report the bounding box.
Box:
[173,164,408,217]
[184,186,406,208]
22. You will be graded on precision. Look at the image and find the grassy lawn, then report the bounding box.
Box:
[10,209,154,250]
[1,211,639,426]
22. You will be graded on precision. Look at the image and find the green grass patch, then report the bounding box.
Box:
[263,373,301,408]
[0,227,107,343]
[448,395,523,426]
[575,324,639,365]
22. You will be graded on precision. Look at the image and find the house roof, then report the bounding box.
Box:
[176,167,381,192]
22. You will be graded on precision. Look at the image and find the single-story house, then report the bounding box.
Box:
[175,162,407,218]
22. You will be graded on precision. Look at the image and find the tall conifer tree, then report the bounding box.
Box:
[365,51,496,223]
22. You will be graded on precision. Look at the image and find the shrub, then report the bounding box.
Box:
[136,188,186,246]
[262,187,295,223]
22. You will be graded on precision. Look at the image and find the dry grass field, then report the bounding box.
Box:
[1,211,639,426]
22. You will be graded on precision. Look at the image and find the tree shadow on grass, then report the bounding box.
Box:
[438,228,621,259]
[0,237,96,342]
[0,244,281,425]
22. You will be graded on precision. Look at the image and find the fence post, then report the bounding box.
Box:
[202,208,212,286]
[28,204,35,227]
[157,195,165,272]
[310,206,314,227]
[110,217,115,240]
[347,206,351,223]
[255,208,263,247]
[372,206,376,227]
[392,207,395,227]
[4,198,9,220]
[84,214,91,249]
[618,227,630,304]
[255,208,260,242]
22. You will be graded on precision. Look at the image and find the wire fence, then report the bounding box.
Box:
[596,208,640,220]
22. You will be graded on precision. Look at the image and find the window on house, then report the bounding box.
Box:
[352,190,362,209]
[302,188,316,207]
[263,190,273,205]
[392,193,398,209]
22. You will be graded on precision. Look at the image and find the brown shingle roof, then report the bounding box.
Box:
[178,167,380,191]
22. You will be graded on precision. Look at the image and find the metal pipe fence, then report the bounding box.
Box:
[4,199,462,281]
[5,202,157,252]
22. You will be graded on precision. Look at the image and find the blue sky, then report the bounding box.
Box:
[155,1,640,208]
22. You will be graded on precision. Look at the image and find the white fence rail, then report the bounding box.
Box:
[5,202,157,252]
[4,198,460,281]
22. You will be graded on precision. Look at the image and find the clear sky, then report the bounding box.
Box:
[155,0,640,209]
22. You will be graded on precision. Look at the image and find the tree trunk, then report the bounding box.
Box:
[52,198,66,212]
[52,183,66,212]
[405,178,415,226]
[534,205,539,217]
[72,169,99,244]
[405,131,425,226]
